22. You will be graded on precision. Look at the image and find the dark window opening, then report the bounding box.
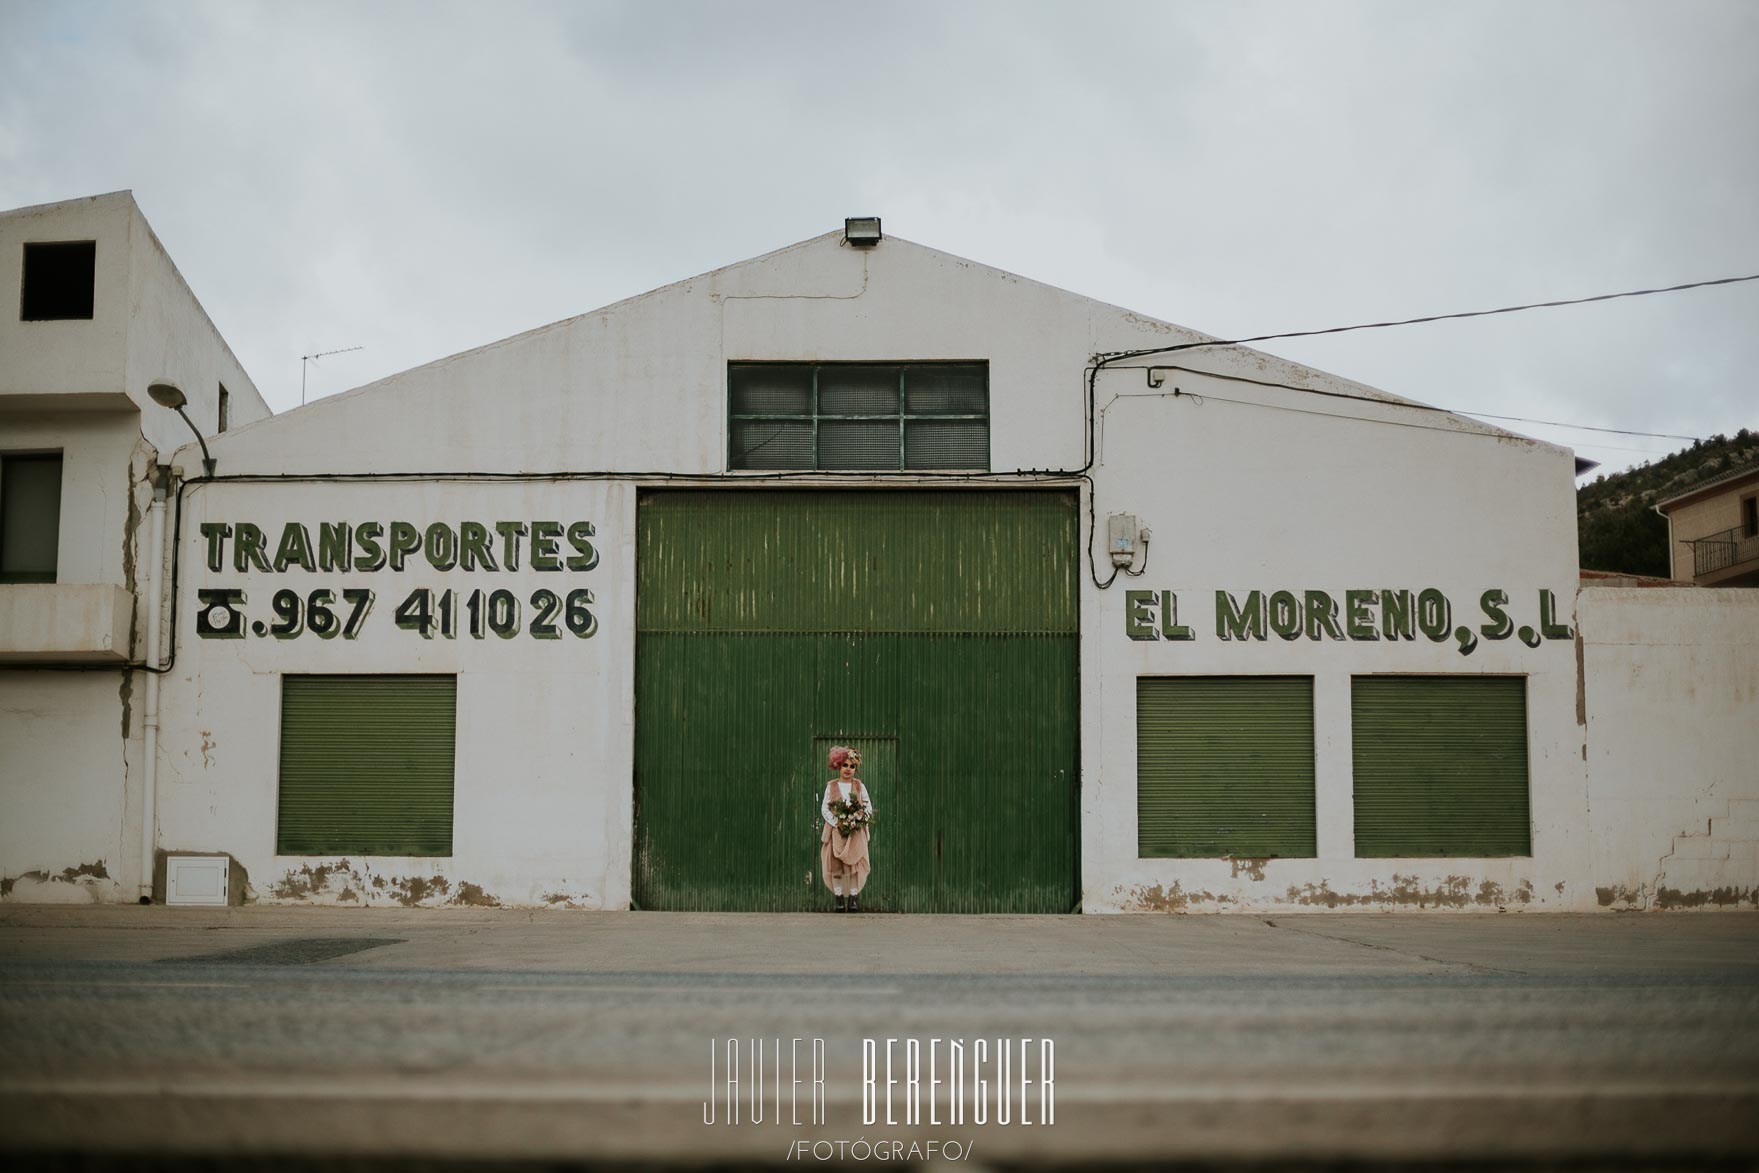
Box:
[0,452,64,583]
[218,384,231,433]
[21,241,96,321]
[1744,495,1757,539]
[729,362,989,471]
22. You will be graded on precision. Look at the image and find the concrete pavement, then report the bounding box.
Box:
[2,905,1757,1168]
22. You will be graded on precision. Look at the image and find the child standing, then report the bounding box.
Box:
[820,746,874,912]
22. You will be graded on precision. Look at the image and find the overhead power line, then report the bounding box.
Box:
[1122,362,1706,442]
[1097,271,1759,364]
[1450,411,1699,442]
[1566,441,1679,456]
[1155,389,1684,456]
[1078,270,1757,586]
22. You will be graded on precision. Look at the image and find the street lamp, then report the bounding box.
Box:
[147,381,217,478]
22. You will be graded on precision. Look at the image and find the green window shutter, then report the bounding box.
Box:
[277,675,456,856]
[1136,676,1316,859]
[1351,676,1531,857]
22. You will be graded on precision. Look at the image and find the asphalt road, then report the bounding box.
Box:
[2,906,1757,1170]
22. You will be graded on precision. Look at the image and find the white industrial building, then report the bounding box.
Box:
[2,194,1754,913]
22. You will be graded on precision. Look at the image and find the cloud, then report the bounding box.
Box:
[1,0,1753,473]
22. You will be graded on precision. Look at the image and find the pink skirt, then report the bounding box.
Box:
[820,822,871,895]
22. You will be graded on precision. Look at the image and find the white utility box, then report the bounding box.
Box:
[166,854,230,906]
[1108,513,1143,567]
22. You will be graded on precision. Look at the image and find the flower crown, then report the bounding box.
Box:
[828,746,862,769]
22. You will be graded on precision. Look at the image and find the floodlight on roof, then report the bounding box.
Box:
[844,217,882,247]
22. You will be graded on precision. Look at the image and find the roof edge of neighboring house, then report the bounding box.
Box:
[1655,458,1759,513]
[1578,568,1694,588]
[125,196,270,417]
[0,189,136,220]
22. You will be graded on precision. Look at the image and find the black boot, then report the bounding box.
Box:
[835,895,847,913]
[847,895,860,914]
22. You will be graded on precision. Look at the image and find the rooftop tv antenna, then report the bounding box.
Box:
[300,345,365,405]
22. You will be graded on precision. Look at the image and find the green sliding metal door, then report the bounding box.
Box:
[634,490,1078,912]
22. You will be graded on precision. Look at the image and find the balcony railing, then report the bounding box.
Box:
[1691,526,1759,578]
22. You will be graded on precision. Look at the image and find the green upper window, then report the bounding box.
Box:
[728,362,989,471]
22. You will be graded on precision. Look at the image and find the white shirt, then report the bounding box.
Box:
[821,779,875,828]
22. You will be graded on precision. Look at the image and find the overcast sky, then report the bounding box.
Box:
[3,0,1754,478]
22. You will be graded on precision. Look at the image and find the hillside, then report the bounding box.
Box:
[1577,428,1758,576]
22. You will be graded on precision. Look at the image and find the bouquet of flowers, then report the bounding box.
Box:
[829,794,873,838]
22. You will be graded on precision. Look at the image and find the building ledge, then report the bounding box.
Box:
[0,583,135,662]
[1694,562,1759,588]
[0,390,134,413]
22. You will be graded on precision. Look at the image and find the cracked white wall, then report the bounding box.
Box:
[1083,372,1588,912]
[1581,587,1759,909]
[0,414,148,900]
[162,480,632,909]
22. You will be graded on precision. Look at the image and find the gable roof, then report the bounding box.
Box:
[188,224,1574,479]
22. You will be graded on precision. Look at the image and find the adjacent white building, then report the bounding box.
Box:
[3,199,1753,912]
[0,192,270,902]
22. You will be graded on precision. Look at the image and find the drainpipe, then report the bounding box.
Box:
[138,472,168,904]
[1650,502,1675,580]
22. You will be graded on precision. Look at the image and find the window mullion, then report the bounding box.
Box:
[811,366,821,470]
[897,369,907,469]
